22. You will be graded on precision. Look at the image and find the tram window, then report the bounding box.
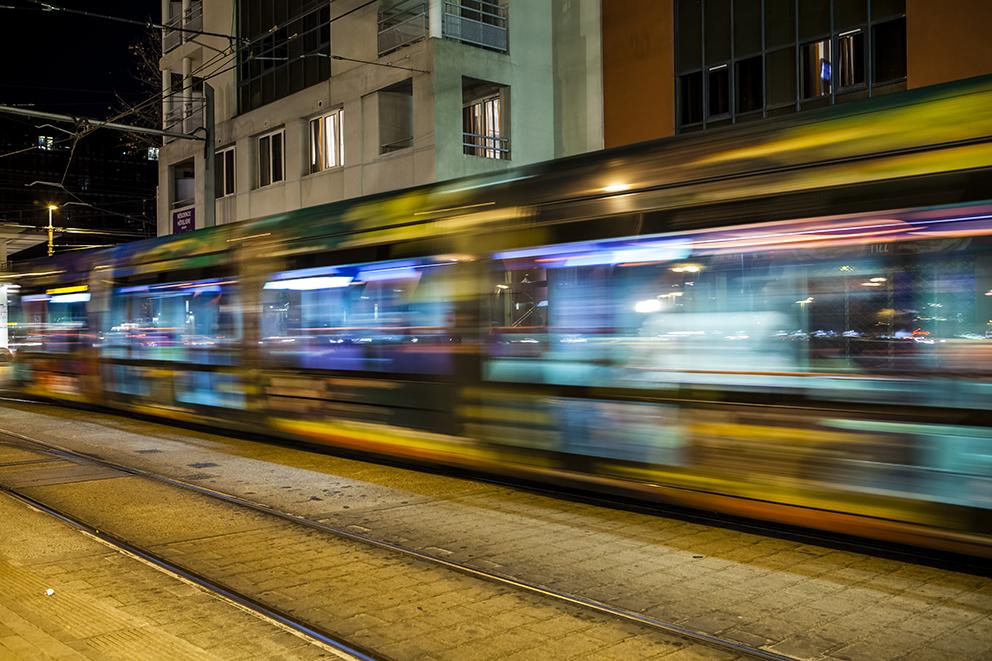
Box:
[260,258,457,374]
[103,278,242,362]
[18,287,90,353]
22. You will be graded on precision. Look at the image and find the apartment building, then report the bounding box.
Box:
[158,0,603,234]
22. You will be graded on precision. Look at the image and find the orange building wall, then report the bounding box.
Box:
[602,0,675,149]
[907,0,992,89]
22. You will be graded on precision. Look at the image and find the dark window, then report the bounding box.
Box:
[873,17,907,83]
[705,0,731,64]
[678,0,702,71]
[834,0,867,29]
[799,0,831,41]
[215,148,236,198]
[709,66,730,117]
[764,0,795,49]
[766,47,796,106]
[872,0,905,19]
[736,56,762,113]
[734,0,762,55]
[680,72,703,125]
[258,131,284,187]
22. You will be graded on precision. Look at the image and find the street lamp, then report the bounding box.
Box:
[47,205,57,257]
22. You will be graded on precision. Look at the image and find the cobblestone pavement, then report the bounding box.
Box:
[1,401,991,661]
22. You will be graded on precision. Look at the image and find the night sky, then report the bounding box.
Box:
[1,1,163,118]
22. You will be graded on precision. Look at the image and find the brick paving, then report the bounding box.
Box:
[0,492,342,661]
[1,401,991,660]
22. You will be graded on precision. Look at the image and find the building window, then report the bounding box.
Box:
[463,78,508,159]
[172,159,195,209]
[873,16,907,83]
[308,109,344,173]
[379,79,413,154]
[257,130,284,188]
[676,0,906,131]
[801,39,832,99]
[215,147,235,197]
[147,147,160,161]
[238,0,331,113]
[837,30,866,88]
[38,135,54,151]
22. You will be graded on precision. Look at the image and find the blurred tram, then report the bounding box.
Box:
[7,75,992,556]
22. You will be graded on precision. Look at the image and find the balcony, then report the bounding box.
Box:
[163,11,182,53]
[444,0,507,53]
[163,1,203,53]
[378,0,427,56]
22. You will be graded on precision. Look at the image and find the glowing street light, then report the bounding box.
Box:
[47,205,58,257]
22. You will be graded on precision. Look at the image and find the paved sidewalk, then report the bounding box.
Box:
[0,490,335,661]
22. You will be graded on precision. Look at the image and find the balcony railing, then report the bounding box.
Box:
[163,93,203,137]
[185,1,202,36]
[163,11,182,52]
[463,131,508,159]
[444,0,507,52]
[163,1,203,53]
[378,0,427,56]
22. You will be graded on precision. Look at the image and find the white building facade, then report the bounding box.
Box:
[158,0,604,235]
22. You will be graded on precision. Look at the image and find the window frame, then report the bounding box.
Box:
[307,107,344,174]
[463,92,509,160]
[256,129,285,189]
[215,146,236,198]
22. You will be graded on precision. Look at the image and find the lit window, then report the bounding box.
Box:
[801,39,832,98]
[38,135,54,151]
[257,130,284,187]
[837,30,865,88]
[215,147,235,198]
[147,147,160,161]
[308,108,344,173]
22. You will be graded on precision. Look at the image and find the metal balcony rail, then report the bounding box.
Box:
[444,0,507,52]
[184,1,203,40]
[163,11,182,52]
[163,95,204,136]
[378,0,427,56]
[462,131,508,159]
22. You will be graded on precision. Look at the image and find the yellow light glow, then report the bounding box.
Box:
[46,285,88,295]
[48,205,57,210]
[603,184,630,193]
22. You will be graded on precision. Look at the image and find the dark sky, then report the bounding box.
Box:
[1,0,162,118]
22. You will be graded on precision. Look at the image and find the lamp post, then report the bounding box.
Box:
[47,205,57,257]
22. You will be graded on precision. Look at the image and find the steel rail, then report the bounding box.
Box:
[0,423,801,661]
[0,483,385,661]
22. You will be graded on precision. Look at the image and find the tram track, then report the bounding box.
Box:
[0,424,799,661]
